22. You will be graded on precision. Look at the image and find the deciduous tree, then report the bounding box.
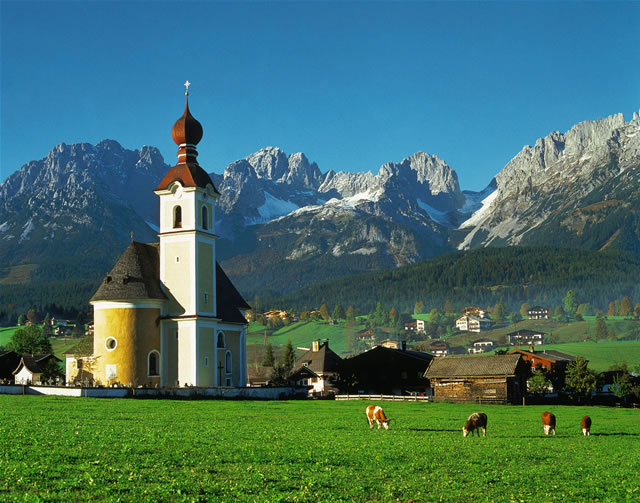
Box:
[620,296,633,317]
[564,356,598,402]
[414,301,425,315]
[7,325,52,354]
[520,302,530,317]
[528,370,552,396]
[332,304,346,321]
[563,289,578,315]
[319,304,330,321]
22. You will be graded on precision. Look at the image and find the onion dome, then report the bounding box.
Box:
[155,82,219,193]
[171,97,203,147]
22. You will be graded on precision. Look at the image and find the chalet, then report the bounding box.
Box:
[456,314,494,332]
[341,345,433,395]
[404,319,426,333]
[379,339,403,350]
[356,329,377,348]
[427,340,450,357]
[12,354,61,385]
[528,306,550,319]
[0,350,20,384]
[507,329,545,346]
[467,339,495,354]
[425,354,528,404]
[293,340,342,397]
[509,347,577,390]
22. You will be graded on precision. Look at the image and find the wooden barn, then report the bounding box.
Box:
[425,354,528,404]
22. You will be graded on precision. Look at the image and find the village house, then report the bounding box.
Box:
[462,307,488,318]
[427,340,450,357]
[291,340,342,397]
[13,354,61,385]
[456,314,494,332]
[340,343,432,395]
[509,347,577,391]
[356,329,377,348]
[425,354,528,404]
[507,329,545,346]
[403,319,426,333]
[528,306,550,319]
[467,339,495,354]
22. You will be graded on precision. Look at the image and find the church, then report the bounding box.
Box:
[67,86,250,388]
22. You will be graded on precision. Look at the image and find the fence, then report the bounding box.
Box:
[335,394,433,402]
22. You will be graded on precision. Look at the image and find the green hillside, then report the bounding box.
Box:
[275,246,640,314]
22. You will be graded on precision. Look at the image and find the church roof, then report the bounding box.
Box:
[216,263,251,324]
[91,241,249,325]
[90,242,168,302]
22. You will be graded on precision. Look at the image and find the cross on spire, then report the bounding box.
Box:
[184,80,191,96]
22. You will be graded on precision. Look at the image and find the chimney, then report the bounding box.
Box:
[312,340,320,352]
[401,341,407,351]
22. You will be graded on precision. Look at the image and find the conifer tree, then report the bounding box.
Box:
[263,343,275,367]
[281,339,295,371]
[42,313,53,338]
[332,304,346,321]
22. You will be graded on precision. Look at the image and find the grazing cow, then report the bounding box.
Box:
[365,405,390,430]
[462,412,487,438]
[581,415,592,436]
[541,411,556,436]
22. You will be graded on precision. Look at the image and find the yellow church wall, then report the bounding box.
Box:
[217,330,241,386]
[197,241,214,314]
[93,306,161,387]
[198,327,215,387]
[162,239,192,314]
[177,322,196,386]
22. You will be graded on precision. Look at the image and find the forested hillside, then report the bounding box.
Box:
[274,246,640,314]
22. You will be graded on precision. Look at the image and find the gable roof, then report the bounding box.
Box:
[12,354,60,375]
[91,242,168,302]
[294,342,342,375]
[425,354,523,378]
[509,348,576,363]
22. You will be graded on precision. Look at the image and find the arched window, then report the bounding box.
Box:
[148,351,160,376]
[173,205,182,228]
[217,332,225,348]
[202,206,208,230]
[225,350,232,374]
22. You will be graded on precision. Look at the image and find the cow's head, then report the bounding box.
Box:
[383,419,391,430]
[462,426,469,438]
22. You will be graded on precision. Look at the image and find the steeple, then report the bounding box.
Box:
[155,82,218,193]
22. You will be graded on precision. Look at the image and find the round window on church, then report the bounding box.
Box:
[105,337,117,351]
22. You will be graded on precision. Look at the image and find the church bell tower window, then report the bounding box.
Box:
[173,205,182,228]
[202,206,208,230]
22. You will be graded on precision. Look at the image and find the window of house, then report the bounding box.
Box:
[202,206,208,230]
[173,205,182,228]
[148,351,160,376]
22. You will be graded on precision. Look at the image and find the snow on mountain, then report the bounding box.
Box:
[245,192,300,225]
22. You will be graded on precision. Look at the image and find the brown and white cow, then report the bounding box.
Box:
[365,405,390,430]
[581,415,592,436]
[542,411,556,435]
[462,412,487,438]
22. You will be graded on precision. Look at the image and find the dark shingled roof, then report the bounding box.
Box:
[426,354,523,378]
[216,263,251,324]
[510,348,576,363]
[91,241,249,325]
[91,242,168,302]
[12,354,61,375]
[294,342,342,375]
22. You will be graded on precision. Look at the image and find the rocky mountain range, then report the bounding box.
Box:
[1,110,639,305]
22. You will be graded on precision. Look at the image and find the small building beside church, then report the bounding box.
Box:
[67,88,250,388]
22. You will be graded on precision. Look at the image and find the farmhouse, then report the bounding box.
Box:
[427,340,450,357]
[507,329,545,346]
[66,87,250,388]
[293,340,342,396]
[12,354,61,385]
[527,306,550,319]
[455,314,493,332]
[508,347,577,390]
[425,354,528,404]
[467,339,495,354]
[461,307,488,318]
[404,319,425,333]
[341,344,433,395]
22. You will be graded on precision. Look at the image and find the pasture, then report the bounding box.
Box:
[0,398,638,502]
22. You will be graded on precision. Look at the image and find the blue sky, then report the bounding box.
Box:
[1,1,638,190]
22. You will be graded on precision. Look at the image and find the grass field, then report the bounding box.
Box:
[0,397,638,502]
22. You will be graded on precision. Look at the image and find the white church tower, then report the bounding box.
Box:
[153,83,249,387]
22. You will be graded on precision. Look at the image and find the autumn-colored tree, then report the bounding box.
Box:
[414,301,425,315]
[520,302,531,317]
[443,299,454,315]
[319,304,331,321]
[345,306,356,327]
[595,316,607,341]
[620,296,633,317]
[26,307,38,324]
[389,307,398,324]
[635,303,640,318]
[614,299,621,316]
[608,301,616,317]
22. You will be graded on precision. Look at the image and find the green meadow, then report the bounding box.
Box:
[0,397,638,502]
